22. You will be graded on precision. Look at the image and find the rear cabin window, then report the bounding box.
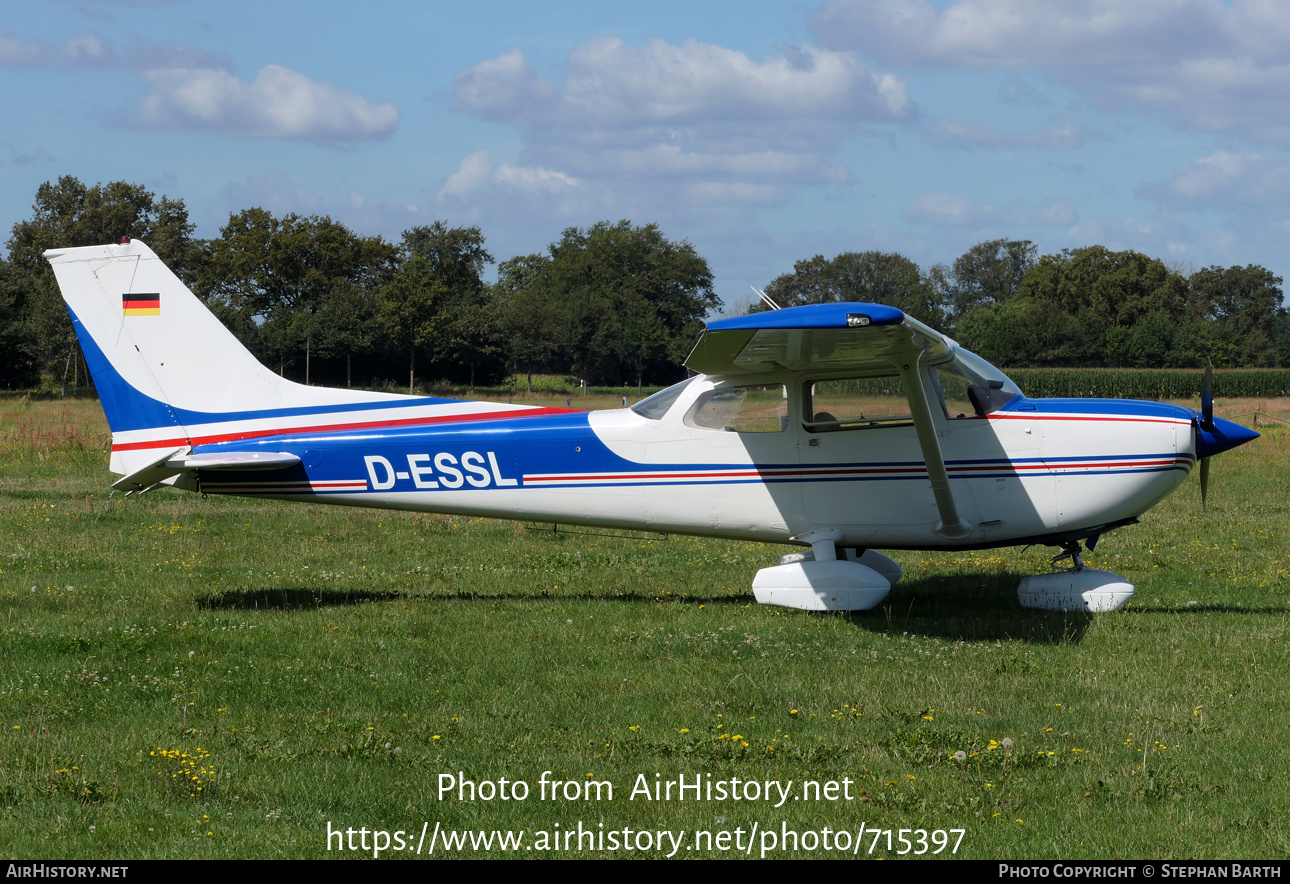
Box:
[803,377,912,432]
[686,384,788,433]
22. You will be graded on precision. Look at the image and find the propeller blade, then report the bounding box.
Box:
[1200,456,1210,508]
[1201,359,1214,430]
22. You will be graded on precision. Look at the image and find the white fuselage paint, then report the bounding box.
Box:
[220,375,1193,551]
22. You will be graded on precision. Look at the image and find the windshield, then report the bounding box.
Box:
[630,377,695,420]
[933,348,1023,417]
[950,347,1023,399]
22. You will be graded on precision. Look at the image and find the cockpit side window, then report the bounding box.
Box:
[685,384,788,432]
[929,366,977,419]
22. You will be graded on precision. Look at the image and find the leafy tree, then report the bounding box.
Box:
[1019,246,1192,328]
[492,254,563,393]
[761,254,834,308]
[401,222,492,295]
[380,257,446,392]
[1011,246,1199,365]
[1189,265,1285,367]
[198,209,397,379]
[6,176,200,391]
[762,251,945,328]
[541,221,718,386]
[1106,310,1177,368]
[397,223,505,387]
[956,298,1087,367]
[0,258,38,388]
[308,279,385,387]
[948,239,1037,316]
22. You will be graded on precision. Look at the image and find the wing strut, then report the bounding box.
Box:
[896,354,973,539]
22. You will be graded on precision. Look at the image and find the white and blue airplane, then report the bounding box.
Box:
[46,239,1259,613]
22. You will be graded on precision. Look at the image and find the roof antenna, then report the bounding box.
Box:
[751,286,782,311]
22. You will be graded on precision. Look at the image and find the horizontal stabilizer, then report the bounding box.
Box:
[171,452,302,471]
[112,448,300,494]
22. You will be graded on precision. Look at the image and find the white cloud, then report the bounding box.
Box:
[812,0,1234,69]
[901,192,977,226]
[452,48,556,124]
[211,171,434,241]
[901,192,1076,227]
[438,150,579,200]
[130,64,398,141]
[434,152,594,234]
[0,27,42,67]
[557,37,910,125]
[56,33,231,71]
[921,113,1088,150]
[62,35,114,68]
[451,40,906,214]
[677,181,785,207]
[1138,150,1290,208]
[537,142,851,183]
[811,0,1290,142]
[1060,216,1206,259]
[457,38,911,128]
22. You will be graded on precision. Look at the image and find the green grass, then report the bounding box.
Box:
[1,398,1288,859]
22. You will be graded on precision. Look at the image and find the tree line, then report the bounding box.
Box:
[0,177,718,393]
[1,177,1287,395]
[761,242,1289,368]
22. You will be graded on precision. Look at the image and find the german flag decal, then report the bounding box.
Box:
[123,293,160,316]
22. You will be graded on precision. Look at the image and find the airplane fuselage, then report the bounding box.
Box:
[181,376,1196,552]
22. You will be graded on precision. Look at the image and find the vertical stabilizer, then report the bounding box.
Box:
[45,239,414,475]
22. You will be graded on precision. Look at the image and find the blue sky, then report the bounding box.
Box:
[4,0,1289,313]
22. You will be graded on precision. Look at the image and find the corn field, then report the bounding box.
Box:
[1005,368,1290,400]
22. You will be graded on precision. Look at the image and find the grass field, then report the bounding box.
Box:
[1,394,1287,859]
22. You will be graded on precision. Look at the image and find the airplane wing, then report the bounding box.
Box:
[684,303,954,376]
[686,303,970,538]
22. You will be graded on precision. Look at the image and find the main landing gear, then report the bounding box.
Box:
[1016,539,1135,612]
[752,532,1136,614]
[752,529,900,612]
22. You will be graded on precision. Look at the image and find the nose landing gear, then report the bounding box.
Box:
[1017,539,1135,612]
